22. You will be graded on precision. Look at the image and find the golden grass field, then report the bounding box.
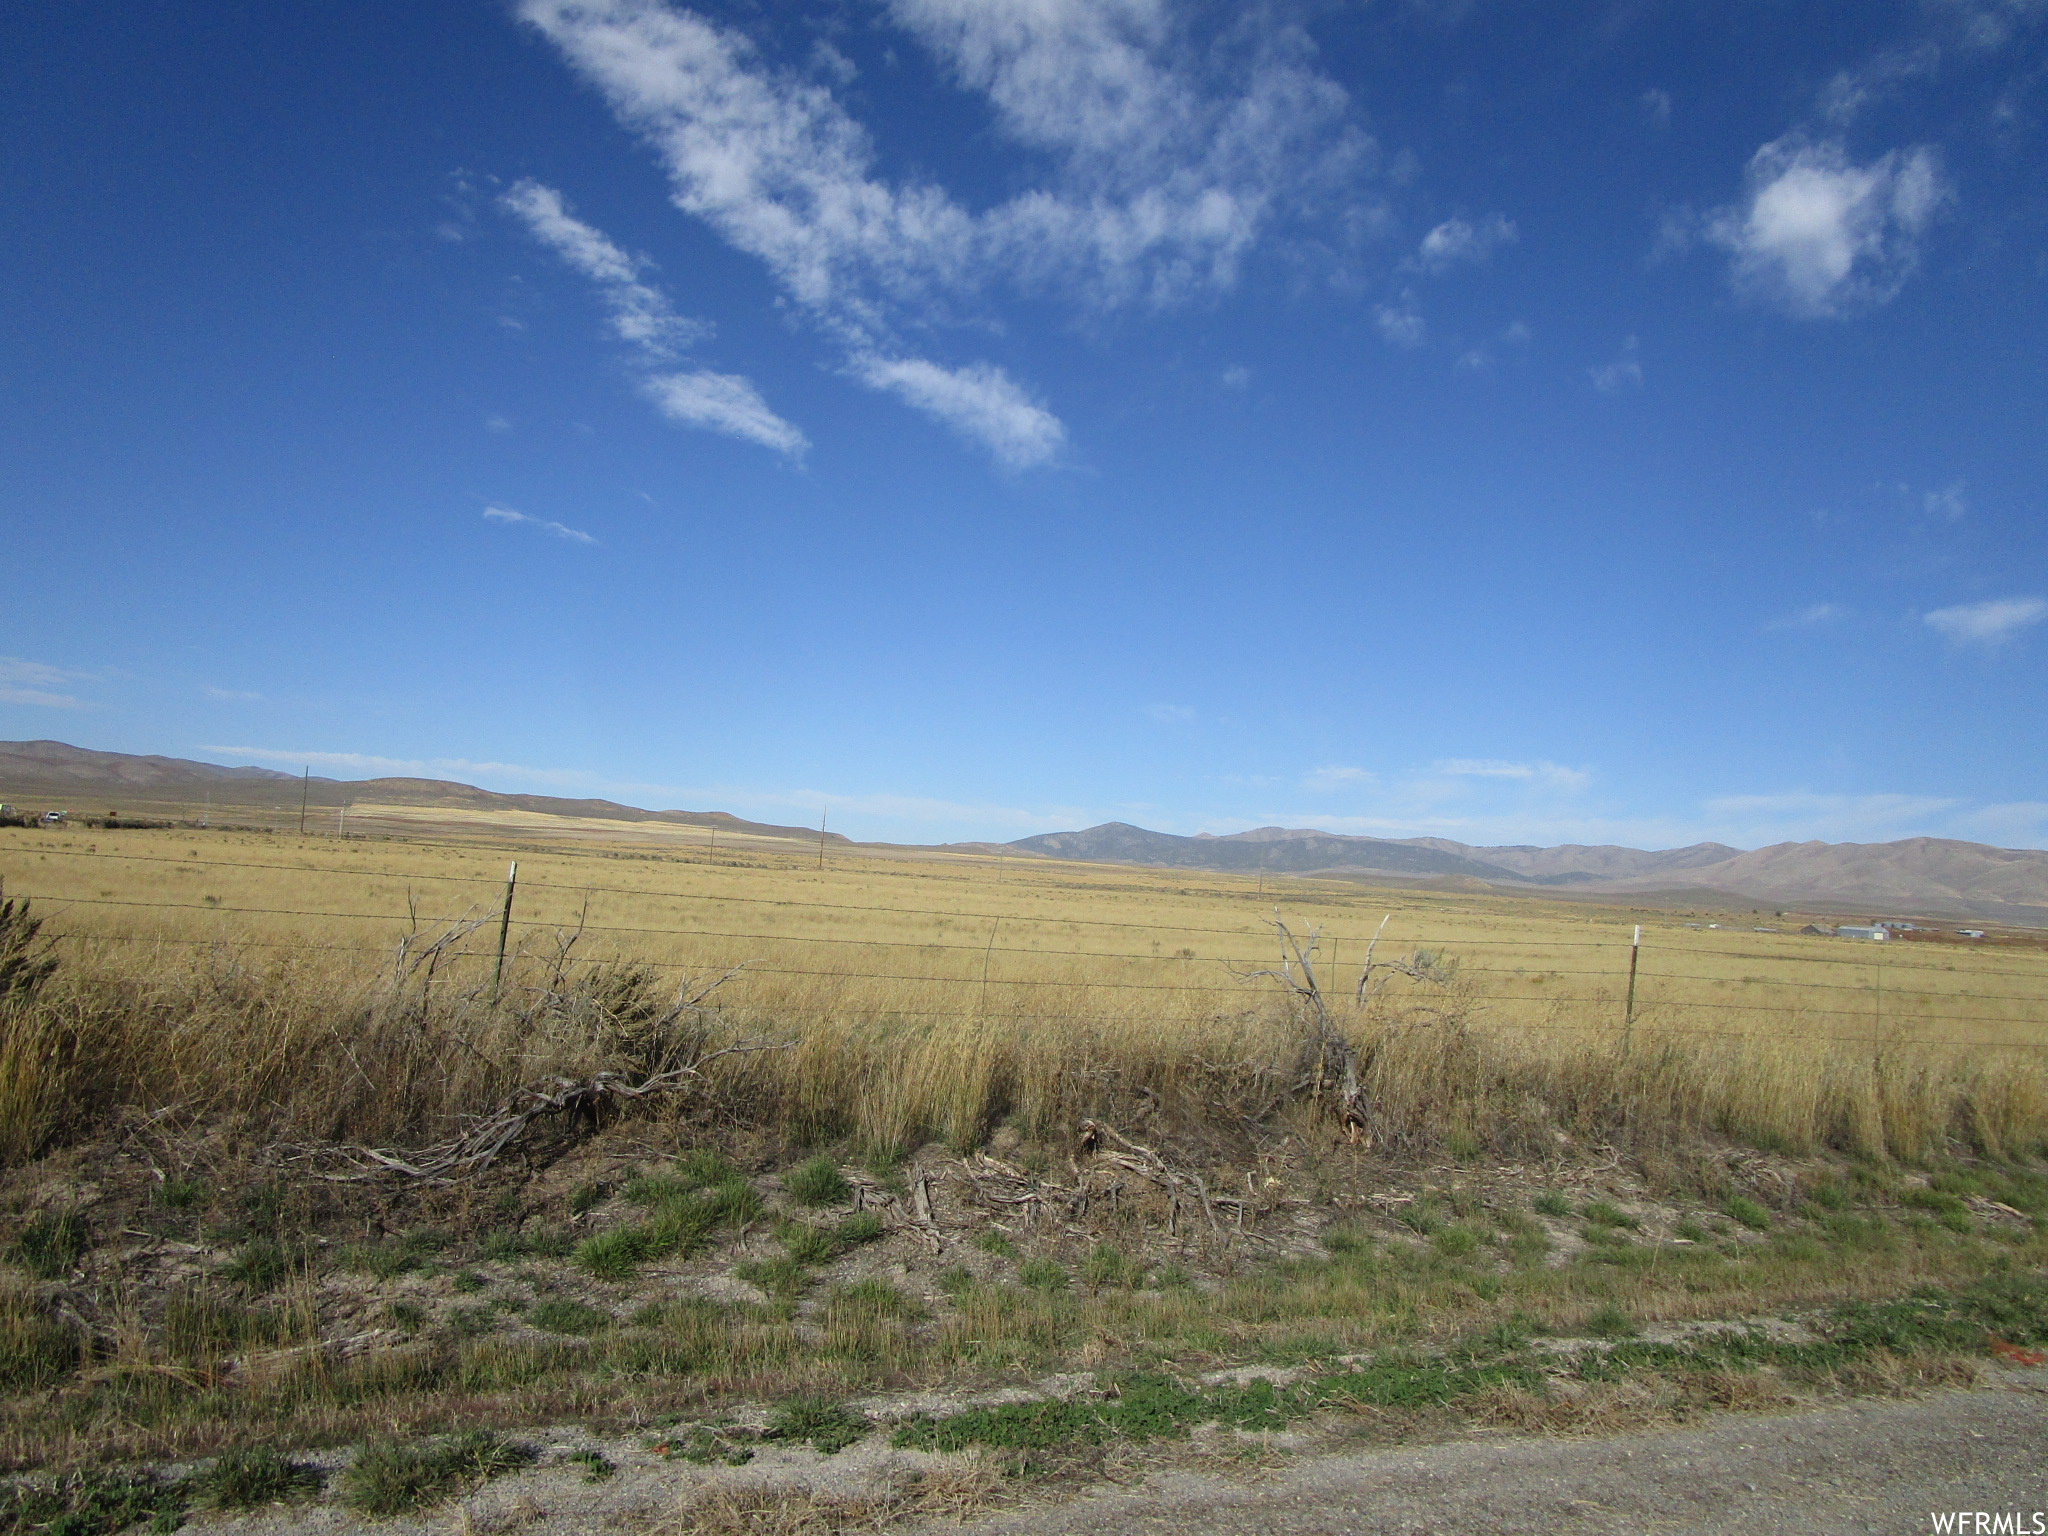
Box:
[2,806,2045,1165]
[2,805,2047,1497]
[2,809,2043,1049]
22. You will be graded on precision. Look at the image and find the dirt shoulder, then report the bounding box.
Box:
[923,1367,2048,1536]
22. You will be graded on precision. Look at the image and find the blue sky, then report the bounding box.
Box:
[3,0,2045,850]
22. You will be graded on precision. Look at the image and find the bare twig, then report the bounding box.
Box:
[281,1039,792,1183]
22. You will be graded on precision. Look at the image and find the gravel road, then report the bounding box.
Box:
[925,1369,2048,1536]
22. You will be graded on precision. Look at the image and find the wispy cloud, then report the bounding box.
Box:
[1640,87,1672,128]
[203,685,264,703]
[0,658,87,709]
[1766,601,1849,631]
[1144,703,1197,724]
[1819,42,1942,125]
[1413,213,1516,271]
[502,178,807,456]
[846,355,1063,468]
[1707,135,1949,317]
[641,373,810,457]
[1302,764,1375,791]
[201,746,602,787]
[1923,595,2048,646]
[1435,758,1592,792]
[1922,480,1968,519]
[502,179,706,357]
[1374,290,1425,347]
[518,0,1376,464]
[1589,336,1642,392]
[483,505,598,544]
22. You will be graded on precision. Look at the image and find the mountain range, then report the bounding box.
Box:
[1001,823,2048,923]
[2,740,2042,923]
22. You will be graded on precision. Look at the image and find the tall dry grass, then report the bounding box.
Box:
[2,898,2044,1173]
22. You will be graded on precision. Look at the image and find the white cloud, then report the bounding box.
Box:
[485,414,514,433]
[1414,213,1515,270]
[1436,759,1592,792]
[1302,764,1375,791]
[483,505,599,544]
[1819,43,1941,126]
[203,685,264,702]
[1766,601,1848,630]
[1922,480,1968,519]
[504,178,805,455]
[1923,596,2048,645]
[642,371,810,457]
[1374,291,1425,347]
[809,38,857,85]
[1589,335,1642,392]
[1144,703,1196,724]
[0,658,87,709]
[1219,365,1250,390]
[1708,135,1949,317]
[502,179,706,357]
[518,0,1373,458]
[1640,87,1672,128]
[846,354,1063,467]
[201,746,601,787]
[1935,0,2048,49]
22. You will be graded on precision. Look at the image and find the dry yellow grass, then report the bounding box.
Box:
[1,816,2045,1166]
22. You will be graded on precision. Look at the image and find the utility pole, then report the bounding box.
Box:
[297,767,310,835]
[337,801,349,838]
[816,808,829,871]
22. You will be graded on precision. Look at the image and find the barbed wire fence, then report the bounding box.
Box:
[2,837,2045,1057]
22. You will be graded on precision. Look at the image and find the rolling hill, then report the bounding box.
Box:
[0,740,847,845]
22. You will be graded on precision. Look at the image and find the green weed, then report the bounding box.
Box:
[765,1395,869,1455]
[5,1211,88,1280]
[786,1156,852,1208]
[186,1446,324,1510]
[529,1300,611,1336]
[340,1431,536,1516]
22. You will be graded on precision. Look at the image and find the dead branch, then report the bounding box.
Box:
[280,1039,792,1183]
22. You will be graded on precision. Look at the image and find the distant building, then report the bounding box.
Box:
[1835,925,1888,941]
[1957,929,1987,940]
[1799,924,1835,936]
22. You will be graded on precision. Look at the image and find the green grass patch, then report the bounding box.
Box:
[0,1469,184,1535]
[765,1394,870,1454]
[5,1211,88,1280]
[529,1300,612,1336]
[1724,1196,1773,1231]
[1019,1258,1069,1292]
[186,1446,324,1510]
[340,1430,536,1516]
[786,1156,852,1208]
[1082,1244,1136,1288]
[1581,1201,1640,1230]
